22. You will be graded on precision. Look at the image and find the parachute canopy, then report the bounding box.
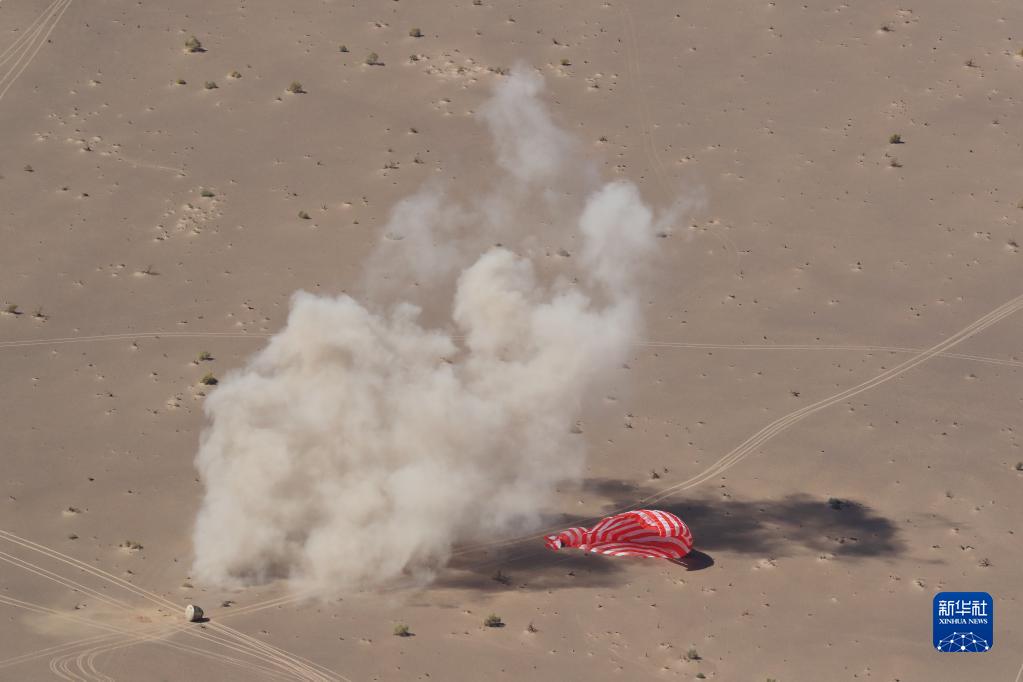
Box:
[544,509,693,559]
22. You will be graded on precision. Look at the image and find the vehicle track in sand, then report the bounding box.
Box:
[0,530,346,681]
[0,0,73,104]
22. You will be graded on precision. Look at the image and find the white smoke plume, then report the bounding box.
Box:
[192,67,690,594]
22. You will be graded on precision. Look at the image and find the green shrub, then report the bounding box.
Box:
[483,613,503,627]
[393,623,411,636]
[184,36,203,53]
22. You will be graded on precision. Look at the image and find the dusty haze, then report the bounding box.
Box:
[191,69,687,594]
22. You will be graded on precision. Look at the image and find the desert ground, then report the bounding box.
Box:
[2,0,1022,680]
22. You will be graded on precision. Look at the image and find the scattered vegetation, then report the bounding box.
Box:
[888,133,903,144]
[684,648,701,661]
[229,70,242,79]
[393,623,411,637]
[483,613,503,628]
[979,558,991,568]
[120,540,143,551]
[298,210,311,220]
[409,27,423,38]
[204,80,218,90]
[198,351,213,362]
[200,372,218,386]
[200,188,215,198]
[184,36,204,53]
[287,81,305,94]
[650,469,661,479]
[526,621,538,633]
[365,52,381,66]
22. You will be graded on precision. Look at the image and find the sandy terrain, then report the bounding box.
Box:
[2,0,1022,680]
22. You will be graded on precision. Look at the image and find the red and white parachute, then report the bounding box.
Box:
[544,509,694,559]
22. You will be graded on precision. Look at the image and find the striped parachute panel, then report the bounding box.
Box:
[544,510,693,559]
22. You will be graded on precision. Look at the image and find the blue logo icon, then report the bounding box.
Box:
[933,592,993,652]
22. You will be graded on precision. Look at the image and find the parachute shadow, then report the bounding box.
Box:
[437,480,915,591]
[579,478,909,559]
[669,549,714,571]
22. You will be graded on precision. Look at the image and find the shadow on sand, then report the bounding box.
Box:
[438,478,907,591]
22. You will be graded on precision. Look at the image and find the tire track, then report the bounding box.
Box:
[0,0,73,104]
[0,531,342,681]
[450,291,1023,555]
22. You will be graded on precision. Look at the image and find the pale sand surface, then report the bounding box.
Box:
[2,1,1022,680]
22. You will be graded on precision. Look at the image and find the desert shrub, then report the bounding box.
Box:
[409,28,423,38]
[204,81,218,90]
[393,623,411,637]
[184,36,203,53]
[287,81,305,94]
[200,372,218,386]
[889,133,902,144]
[483,614,503,627]
[365,52,380,65]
